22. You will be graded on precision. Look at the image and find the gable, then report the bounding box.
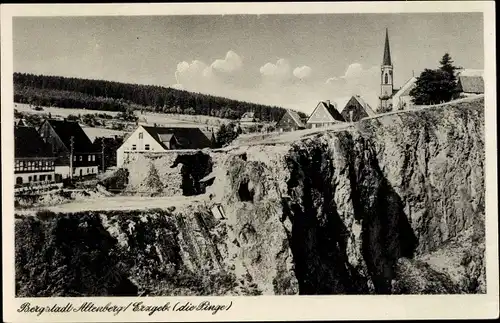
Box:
[341,98,367,121]
[119,126,166,151]
[277,110,304,128]
[393,77,417,98]
[46,119,96,153]
[38,121,69,155]
[307,103,338,123]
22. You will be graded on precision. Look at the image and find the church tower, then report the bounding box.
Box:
[379,28,393,110]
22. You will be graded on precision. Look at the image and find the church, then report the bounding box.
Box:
[378,29,417,111]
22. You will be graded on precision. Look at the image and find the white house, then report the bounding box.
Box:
[239,112,260,126]
[392,76,418,110]
[116,125,212,167]
[305,100,346,129]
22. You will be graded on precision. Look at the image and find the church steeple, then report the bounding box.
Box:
[379,28,394,111]
[383,28,392,66]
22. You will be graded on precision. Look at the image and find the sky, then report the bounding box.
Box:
[13,13,484,113]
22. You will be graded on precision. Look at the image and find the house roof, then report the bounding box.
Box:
[458,75,484,94]
[141,125,212,150]
[334,95,376,117]
[351,95,377,116]
[240,111,258,122]
[17,119,31,127]
[45,119,98,153]
[333,97,353,114]
[285,109,305,127]
[307,101,345,124]
[15,126,54,159]
[393,77,418,97]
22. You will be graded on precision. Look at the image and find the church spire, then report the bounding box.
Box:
[383,28,392,66]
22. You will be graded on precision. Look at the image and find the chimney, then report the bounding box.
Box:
[325,100,330,106]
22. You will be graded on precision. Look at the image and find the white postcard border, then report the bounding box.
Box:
[2,2,498,322]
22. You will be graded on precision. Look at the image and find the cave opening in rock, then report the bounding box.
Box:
[238,179,254,202]
[171,152,214,196]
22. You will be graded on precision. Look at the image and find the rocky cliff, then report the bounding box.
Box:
[15,97,485,296]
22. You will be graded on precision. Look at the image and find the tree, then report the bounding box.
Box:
[82,114,97,127]
[378,103,393,114]
[215,122,240,148]
[410,53,461,105]
[439,53,461,79]
[145,163,163,194]
[117,108,138,122]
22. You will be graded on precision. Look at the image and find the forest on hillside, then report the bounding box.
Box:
[13,73,304,122]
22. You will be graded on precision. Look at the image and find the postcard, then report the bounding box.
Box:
[1,2,498,321]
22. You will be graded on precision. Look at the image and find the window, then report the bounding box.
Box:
[138,132,143,139]
[145,144,150,150]
[40,175,45,181]
[132,144,137,150]
[20,161,24,167]
[88,155,91,161]
[16,177,23,185]
[79,156,82,161]
[87,168,90,173]
[48,175,52,181]
[384,73,389,84]
[28,176,32,182]
[33,175,37,182]
[92,155,95,161]
[73,156,76,161]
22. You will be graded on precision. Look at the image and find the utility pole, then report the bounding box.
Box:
[69,136,74,180]
[101,140,106,173]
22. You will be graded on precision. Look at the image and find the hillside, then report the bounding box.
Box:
[13,73,303,122]
[15,97,485,296]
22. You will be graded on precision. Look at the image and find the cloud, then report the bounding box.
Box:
[172,50,246,93]
[260,58,292,83]
[171,56,382,115]
[174,60,210,88]
[324,63,380,108]
[293,65,312,80]
[210,50,243,73]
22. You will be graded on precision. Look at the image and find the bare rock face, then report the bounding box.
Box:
[209,97,485,295]
[14,97,485,296]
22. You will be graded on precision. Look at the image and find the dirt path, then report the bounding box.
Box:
[15,194,209,215]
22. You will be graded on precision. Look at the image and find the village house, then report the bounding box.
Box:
[276,109,306,132]
[116,125,213,167]
[391,76,418,110]
[457,70,484,97]
[38,119,101,179]
[239,111,260,126]
[338,95,377,122]
[14,125,57,185]
[306,100,345,128]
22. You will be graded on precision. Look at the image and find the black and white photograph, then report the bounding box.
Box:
[1,2,498,321]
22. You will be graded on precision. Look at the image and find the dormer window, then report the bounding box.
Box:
[138,132,143,139]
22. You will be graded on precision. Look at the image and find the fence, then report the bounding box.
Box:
[14,182,64,195]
